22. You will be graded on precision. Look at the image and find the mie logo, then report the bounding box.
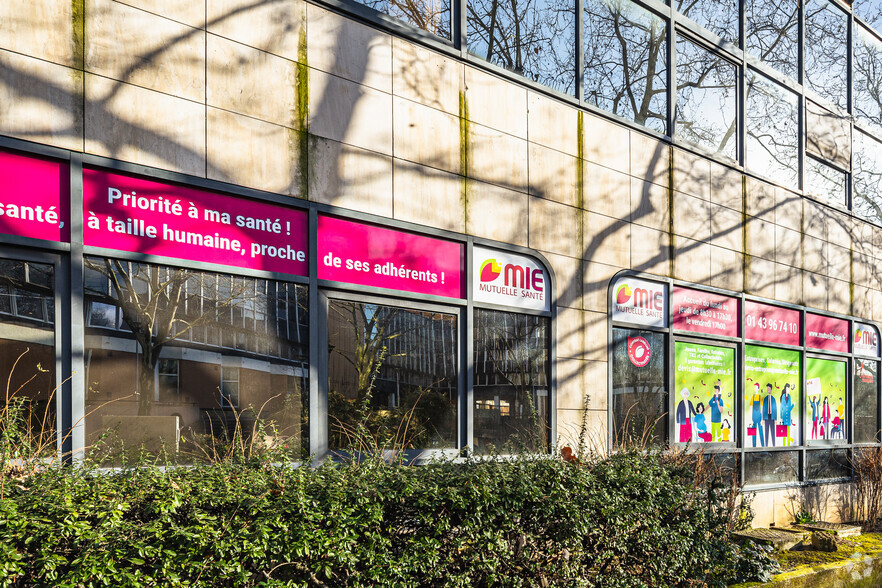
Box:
[479,258,544,291]
[479,259,501,282]
[615,281,663,310]
[856,327,878,347]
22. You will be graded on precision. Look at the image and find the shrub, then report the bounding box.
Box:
[0,447,776,588]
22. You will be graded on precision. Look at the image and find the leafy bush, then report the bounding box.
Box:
[0,448,776,587]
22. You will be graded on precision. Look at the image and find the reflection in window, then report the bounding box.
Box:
[584,0,667,133]
[855,360,878,443]
[806,449,850,481]
[745,0,798,80]
[83,257,309,464]
[805,0,848,110]
[855,0,882,33]
[612,328,666,447]
[473,309,549,454]
[327,300,457,451]
[354,0,450,39]
[854,24,882,134]
[854,131,882,224]
[0,259,56,455]
[745,71,798,188]
[805,157,846,206]
[467,0,576,94]
[675,37,736,159]
[744,451,798,486]
[674,0,738,44]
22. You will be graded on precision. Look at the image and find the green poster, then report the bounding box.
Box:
[806,357,847,442]
[674,342,735,444]
[744,345,801,448]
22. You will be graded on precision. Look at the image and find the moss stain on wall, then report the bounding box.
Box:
[459,91,469,227]
[72,0,84,70]
[296,28,309,199]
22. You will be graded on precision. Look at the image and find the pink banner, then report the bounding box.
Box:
[807,313,849,353]
[744,301,800,346]
[672,287,739,337]
[83,169,308,276]
[317,216,463,298]
[0,150,69,243]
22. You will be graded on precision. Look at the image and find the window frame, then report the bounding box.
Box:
[608,269,880,490]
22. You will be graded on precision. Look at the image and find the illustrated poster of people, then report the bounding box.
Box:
[673,342,735,444]
[743,345,801,447]
[806,357,847,442]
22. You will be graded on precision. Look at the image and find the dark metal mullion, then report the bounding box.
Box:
[67,153,85,462]
[799,0,807,194]
[464,241,474,454]
[308,208,326,460]
[847,7,855,212]
[667,5,675,138]
[457,0,467,56]
[576,0,584,103]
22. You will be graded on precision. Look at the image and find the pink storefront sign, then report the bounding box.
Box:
[806,313,849,353]
[317,215,464,298]
[672,287,739,337]
[744,301,800,346]
[83,169,308,276]
[0,150,70,243]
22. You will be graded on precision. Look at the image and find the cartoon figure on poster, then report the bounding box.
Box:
[806,358,847,442]
[673,342,735,444]
[744,345,801,448]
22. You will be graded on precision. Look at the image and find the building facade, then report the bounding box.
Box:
[2,0,882,525]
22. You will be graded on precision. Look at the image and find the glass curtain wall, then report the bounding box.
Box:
[326,300,458,451]
[334,0,882,220]
[0,259,56,454]
[83,256,309,464]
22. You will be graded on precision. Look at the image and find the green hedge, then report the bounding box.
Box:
[0,451,775,587]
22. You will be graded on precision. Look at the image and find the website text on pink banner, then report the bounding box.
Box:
[317,216,464,298]
[806,313,849,353]
[82,169,308,276]
[0,150,70,243]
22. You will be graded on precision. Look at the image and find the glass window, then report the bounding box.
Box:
[675,37,737,159]
[674,0,738,44]
[745,0,798,80]
[327,300,458,451]
[83,257,309,464]
[806,357,848,443]
[745,71,799,188]
[673,342,736,444]
[354,0,450,39]
[584,0,667,133]
[854,131,882,224]
[221,367,240,409]
[855,0,882,33]
[473,309,549,454]
[805,0,848,111]
[0,259,56,455]
[805,157,846,206]
[744,451,798,485]
[854,24,882,134]
[855,359,878,443]
[806,449,850,480]
[612,328,667,447]
[744,345,801,448]
[467,0,576,95]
